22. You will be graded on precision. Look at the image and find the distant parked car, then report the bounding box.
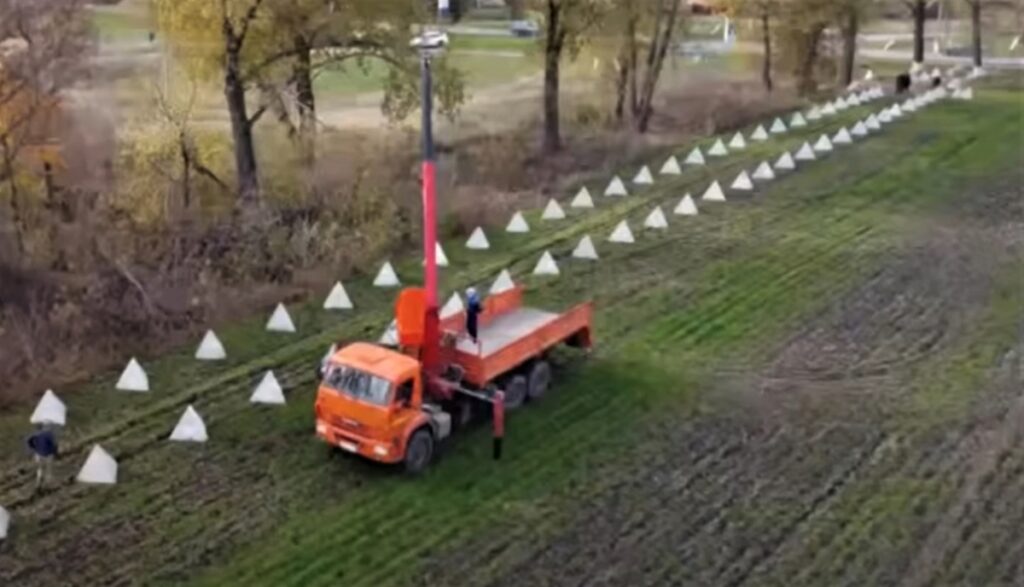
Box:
[510,20,539,38]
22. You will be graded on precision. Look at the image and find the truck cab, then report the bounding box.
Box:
[314,342,450,474]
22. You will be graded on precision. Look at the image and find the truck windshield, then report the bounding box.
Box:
[322,364,392,406]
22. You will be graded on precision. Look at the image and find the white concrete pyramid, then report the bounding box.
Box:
[730,170,754,191]
[708,139,729,157]
[660,156,682,175]
[266,303,297,333]
[770,118,787,134]
[684,147,706,166]
[379,320,399,346]
[774,151,796,171]
[891,104,904,118]
[571,187,595,208]
[323,282,353,310]
[674,194,699,216]
[728,132,747,150]
[823,102,837,116]
[904,100,918,112]
[373,262,400,287]
[542,199,566,221]
[790,112,807,128]
[195,329,227,360]
[532,251,560,276]
[506,211,530,233]
[605,176,629,197]
[970,65,986,79]
[30,390,66,426]
[879,109,892,124]
[751,125,769,141]
[116,358,149,392]
[572,235,599,260]
[644,206,669,230]
[833,127,853,145]
[169,405,208,443]
[702,181,726,202]
[835,97,849,111]
[0,505,8,540]
[806,106,822,121]
[752,161,775,181]
[466,227,490,250]
[848,93,861,106]
[490,269,515,294]
[432,242,450,267]
[251,371,285,405]
[321,343,337,367]
[608,220,635,244]
[955,87,974,100]
[76,445,117,485]
[633,166,654,185]
[440,292,464,319]
[794,142,817,161]
[851,121,869,137]
[813,134,833,153]
[866,114,881,131]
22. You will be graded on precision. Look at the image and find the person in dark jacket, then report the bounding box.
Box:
[27,425,58,490]
[465,287,482,346]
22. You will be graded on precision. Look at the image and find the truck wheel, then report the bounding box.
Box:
[503,375,528,410]
[404,429,434,475]
[527,360,552,400]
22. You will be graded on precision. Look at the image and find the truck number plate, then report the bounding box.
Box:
[338,440,358,453]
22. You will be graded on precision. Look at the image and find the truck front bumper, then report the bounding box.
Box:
[316,419,401,464]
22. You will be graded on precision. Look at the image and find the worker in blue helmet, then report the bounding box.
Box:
[465,287,482,345]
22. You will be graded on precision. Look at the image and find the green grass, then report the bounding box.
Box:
[314,35,538,99]
[2,81,1021,586]
[89,6,153,44]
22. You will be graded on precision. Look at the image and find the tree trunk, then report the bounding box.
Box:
[912,0,926,63]
[293,34,316,167]
[635,0,680,133]
[509,0,526,20]
[761,12,773,92]
[627,15,638,118]
[841,8,859,87]
[797,27,823,97]
[614,52,629,121]
[970,1,983,67]
[542,2,563,154]
[224,45,260,204]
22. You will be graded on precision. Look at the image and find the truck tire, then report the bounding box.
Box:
[503,375,528,410]
[404,429,434,475]
[527,360,552,400]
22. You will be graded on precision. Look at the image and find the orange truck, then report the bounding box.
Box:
[314,285,592,473]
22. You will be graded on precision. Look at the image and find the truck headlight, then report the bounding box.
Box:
[316,421,327,436]
[373,445,389,457]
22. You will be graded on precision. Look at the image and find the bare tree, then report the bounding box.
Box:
[905,0,927,63]
[0,0,90,256]
[963,0,983,67]
[634,0,681,133]
[535,0,606,153]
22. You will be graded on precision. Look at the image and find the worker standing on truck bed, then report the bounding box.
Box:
[466,287,481,345]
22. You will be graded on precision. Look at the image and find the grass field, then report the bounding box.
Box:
[1,76,1022,586]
